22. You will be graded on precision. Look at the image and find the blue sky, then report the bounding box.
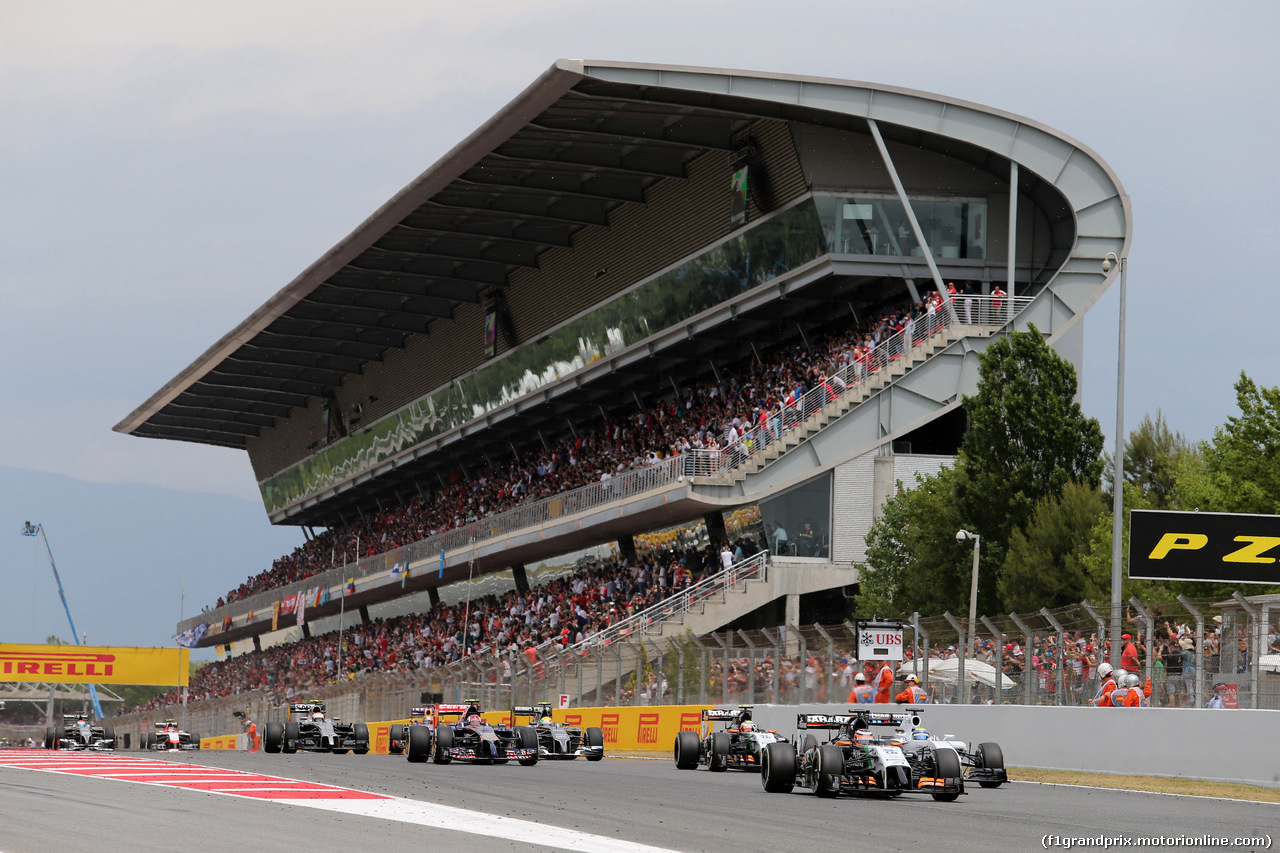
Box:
[2,1,1278,644]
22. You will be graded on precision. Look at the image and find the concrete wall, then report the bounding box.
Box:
[751,703,1280,788]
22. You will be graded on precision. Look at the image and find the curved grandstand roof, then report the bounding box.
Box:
[119,60,1130,529]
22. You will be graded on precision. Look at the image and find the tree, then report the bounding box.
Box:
[999,481,1108,612]
[1195,373,1280,514]
[957,326,1105,557]
[1107,410,1190,508]
[856,466,973,619]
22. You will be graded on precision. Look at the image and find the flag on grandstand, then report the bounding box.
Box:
[271,601,280,632]
[176,622,207,649]
[318,586,330,606]
[296,592,306,628]
[345,577,355,596]
[439,549,446,578]
[280,592,299,614]
[391,562,409,589]
[310,586,324,607]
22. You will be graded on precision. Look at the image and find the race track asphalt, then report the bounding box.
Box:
[1,749,1276,853]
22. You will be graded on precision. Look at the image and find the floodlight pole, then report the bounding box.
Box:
[1104,252,1127,670]
[20,522,104,719]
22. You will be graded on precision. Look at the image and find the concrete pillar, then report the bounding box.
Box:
[873,448,896,520]
[617,535,638,563]
[512,563,529,593]
[704,511,728,546]
[428,587,441,607]
[252,635,262,652]
[358,605,370,625]
[785,594,801,656]
[301,623,311,639]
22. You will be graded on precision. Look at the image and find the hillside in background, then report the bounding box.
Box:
[0,466,304,658]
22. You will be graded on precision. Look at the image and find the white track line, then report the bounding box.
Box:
[0,751,682,853]
[1014,780,1280,806]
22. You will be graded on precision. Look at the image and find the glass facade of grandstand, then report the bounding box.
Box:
[260,192,988,515]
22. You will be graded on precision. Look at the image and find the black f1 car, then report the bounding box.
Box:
[263,701,369,755]
[45,714,115,752]
[142,719,201,751]
[674,705,786,772]
[512,703,604,761]
[389,706,433,756]
[760,711,964,801]
[404,702,538,766]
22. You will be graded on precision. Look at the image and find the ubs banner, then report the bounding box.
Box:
[0,644,190,686]
[1129,509,1280,584]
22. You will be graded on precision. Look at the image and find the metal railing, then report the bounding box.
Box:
[185,295,1029,634]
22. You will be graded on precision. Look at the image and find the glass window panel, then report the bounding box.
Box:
[759,473,831,559]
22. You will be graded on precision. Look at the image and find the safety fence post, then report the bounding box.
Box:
[943,612,966,704]
[1008,612,1034,706]
[981,617,1005,703]
[1039,608,1066,706]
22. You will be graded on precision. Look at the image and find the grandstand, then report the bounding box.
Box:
[116,60,1130,663]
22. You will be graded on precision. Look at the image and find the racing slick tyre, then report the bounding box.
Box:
[976,742,1004,788]
[388,725,405,755]
[708,731,731,772]
[674,731,700,770]
[353,724,370,755]
[432,725,454,765]
[333,749,349,754]
[283,722,299,754]
[190,733,201,750]
[516,726,539,766]
[814,745,844,799]
[406,724,433,763]
[44,727,55,750]
[802,734,818,754]
[931,749,962,802]
[585,726,604,761]
[263,722,284,754]
[760,742,796,793]
[103,727,115,749]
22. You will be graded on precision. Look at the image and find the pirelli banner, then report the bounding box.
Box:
[0,644,190,686]
[1129,509,1280,585]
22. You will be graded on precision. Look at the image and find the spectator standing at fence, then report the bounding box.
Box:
[990,284,1005,321]
[1207,684,1227,709]
[1120,633,1140,671]
[720,543,734,571]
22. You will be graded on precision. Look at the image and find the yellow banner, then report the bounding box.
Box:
[0,644,189,686]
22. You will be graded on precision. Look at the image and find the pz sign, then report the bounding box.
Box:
[1129,510,1280,585]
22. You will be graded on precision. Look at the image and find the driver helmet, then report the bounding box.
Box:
[739,720,755,732]
[853,730,875,746]
[1123,673,1141,688]
[467,714,483,726]
[912,729,931,741]
[77,719,89,728]
[539,715,553,724]
[312,711,325,721]
[1097,662,1113,679]
[905,674,919,684]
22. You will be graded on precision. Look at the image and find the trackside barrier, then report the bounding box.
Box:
[200,734,243,750]
[752,703,1280,788]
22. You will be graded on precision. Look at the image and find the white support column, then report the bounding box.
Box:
[867,119,957,323]
[1007,160,1019,321]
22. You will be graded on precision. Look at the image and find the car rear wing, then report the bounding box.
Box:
[513,704,553,718]
[796,711,921,730]
[434,704,470,717]
[289,702,325,715]
[702,708,739,722]
[409,706,431,719]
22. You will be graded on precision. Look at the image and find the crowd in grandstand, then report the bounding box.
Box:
[218,290,949,606]
[138,542,760,711]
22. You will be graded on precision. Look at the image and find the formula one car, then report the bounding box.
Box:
[513,703,605,761]
[262,701,369,755]
[405,702,537,765]
[760,711,963,801]
[389,706,433,756]
[674,705,785,772]
[44,714,115,752]
[141,719,201,751]
[899,708,1006,789]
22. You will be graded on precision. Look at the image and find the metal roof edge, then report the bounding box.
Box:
[113,60,587,436]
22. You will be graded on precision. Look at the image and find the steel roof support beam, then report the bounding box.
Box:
[419,199,602,228]
[866,118,956,324]
[488,150,685,181]
[457,174,648,205]
[301,292,455,321]
[232,347,367,375]
[333,267,492,297]
[219,358,349,386]
[361,241,537,269]
[392,220,573,249]
[169,395,293,419]
[523,119,736,151]
[249,333,389,361]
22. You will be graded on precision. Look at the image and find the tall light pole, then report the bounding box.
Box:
[1102,252,1127,669]
[956,529,980,704]
[20,522,104,719]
